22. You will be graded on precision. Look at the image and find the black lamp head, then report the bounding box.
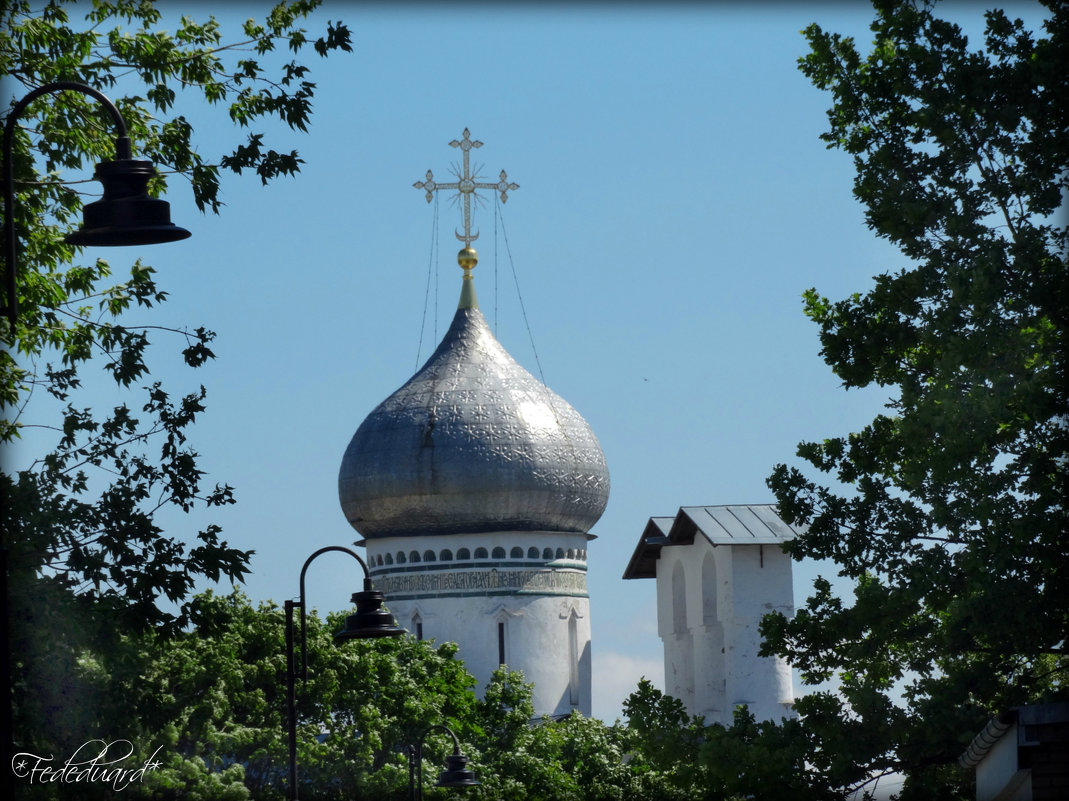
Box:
[436,752,479,788]
[334,583,406,642]
[65,159,191,247]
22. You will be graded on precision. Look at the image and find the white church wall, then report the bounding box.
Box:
[509,595,592,718]
[724,544,796,720]
[363,530,592,719]
[655,536,796,726]
[382,593,591,719]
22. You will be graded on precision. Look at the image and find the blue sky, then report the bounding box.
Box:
[7,1,1047,721]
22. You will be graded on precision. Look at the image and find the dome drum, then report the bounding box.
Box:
[361,529,592,603]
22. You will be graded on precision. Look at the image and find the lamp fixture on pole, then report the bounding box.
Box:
[2,80,191,328]
[407,723,480,801]
[285,546,405,801]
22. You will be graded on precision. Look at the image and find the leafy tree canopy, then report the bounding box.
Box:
[11,590,711,800]
[762,0,1068,797]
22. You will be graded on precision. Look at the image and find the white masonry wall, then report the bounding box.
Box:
[363,530,592,719]
[656,537,796,726]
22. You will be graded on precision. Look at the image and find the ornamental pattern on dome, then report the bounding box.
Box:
[339,306,610,538]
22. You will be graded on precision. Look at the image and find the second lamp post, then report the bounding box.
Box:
[285,546,405,801]
[407,724,479,801]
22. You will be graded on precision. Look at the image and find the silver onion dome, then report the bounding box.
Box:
[339,254,609,538]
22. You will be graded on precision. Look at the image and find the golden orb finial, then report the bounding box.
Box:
[457,246,478,271]
[457,247,479,310]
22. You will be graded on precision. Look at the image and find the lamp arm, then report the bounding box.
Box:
[413,724,463,801]
[418,723,463,756]
[4,82,130,158]
[3,81,131,327]
[297,545,371,681]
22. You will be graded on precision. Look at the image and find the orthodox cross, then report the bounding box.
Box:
[413,128,519,246]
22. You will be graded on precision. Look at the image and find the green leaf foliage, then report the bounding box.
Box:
[9,590,710,800]
[621,680,826,801]
[761,1,1067,798]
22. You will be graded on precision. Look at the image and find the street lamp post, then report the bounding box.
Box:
[285,546,405,801]
[1,81,190,800]
[407,724,480,801]
[2,80,191,328]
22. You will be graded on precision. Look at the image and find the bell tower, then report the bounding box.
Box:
[623,504,799,725]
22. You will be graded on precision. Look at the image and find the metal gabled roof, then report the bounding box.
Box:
[622,504,803,580]
[620,516,674,580]
[675,505,801,546]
